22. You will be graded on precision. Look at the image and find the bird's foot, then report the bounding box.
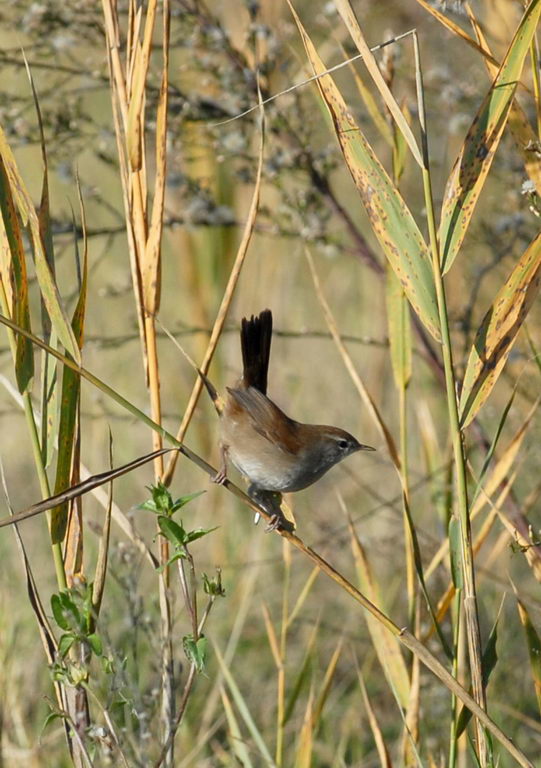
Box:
[211,469,227,485]
[247,486,294,533]
[265,512,288,533]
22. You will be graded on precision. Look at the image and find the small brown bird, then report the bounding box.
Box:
[209,309,375,530]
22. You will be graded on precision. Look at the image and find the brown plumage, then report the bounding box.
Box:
[214,311,375,519]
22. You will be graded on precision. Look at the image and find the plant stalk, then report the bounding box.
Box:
[413,31,487,765]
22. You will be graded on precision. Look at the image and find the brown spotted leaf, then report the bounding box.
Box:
[289,2,441,342]
[439,0,541,273]
[459,229,541,428]
[0,125,80,363]
[466,3,541,198]
[0,155,33,393]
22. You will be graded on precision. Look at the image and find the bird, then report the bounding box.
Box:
[205,309,375,530]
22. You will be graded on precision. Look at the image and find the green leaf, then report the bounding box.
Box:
[139,499,160,512]
[51,593,70,631]
[87,632,103,657]
[52,590,82,632]
[289,3,441,342]
[171,490,206,512]
[50,206,88,544]
[284,644,313,725]
[156,551,186,572]
[158,516,187,547]
[40,710,65,741]
[386,264,412,390]
[58,633,76,659]
[439,0,541,273]
[148,481,174,515]
[183,634,207,673]
[459,229,541,427]
[185,525,219,544]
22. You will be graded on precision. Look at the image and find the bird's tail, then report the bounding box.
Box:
[240,309,273,394]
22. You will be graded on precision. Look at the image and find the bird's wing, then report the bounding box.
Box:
[226,386,300,454]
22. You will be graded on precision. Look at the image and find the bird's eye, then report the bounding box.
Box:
[338,439,349,450]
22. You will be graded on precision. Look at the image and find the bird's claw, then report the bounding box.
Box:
[211,469,227,485]
[265,513,285,533]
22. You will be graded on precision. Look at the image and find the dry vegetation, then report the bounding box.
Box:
[0,1,541,766]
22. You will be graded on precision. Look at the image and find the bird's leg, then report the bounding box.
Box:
[211,443,229,485]
[247,485,291,532]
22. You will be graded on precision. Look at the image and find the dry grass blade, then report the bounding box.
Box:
[425,396,537,581]
[312,639,343,726]
[355,658,393,768]
[348,515,410,709]
[286,567,319,629]
[334,0,422,167]
[402,607,421,768]
[261,603,281,668]
[413,0,500,68]
[91,431,114,619]
[466,2,541,197]
[1,463,60,672]
[213,641,275,767]
[341,40,393,147]
[512,583,541,714]
[0,461,74,752]
[310,262,445,652]
[84,466,158,570]
[459,231,541,427]
[306,250,400,468]
[143,1,169,316]
[283,620,318,728]
[0,170,15,315]
[294,686,314,768]
[102,0,147,373]
[439,0,541,273]
[126,0,157,171]
[0,448,176,529]
[291,5,441,342]
[220,687,254,768]
[163,95,265,485]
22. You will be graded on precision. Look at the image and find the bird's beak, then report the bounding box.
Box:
[358,443,376,452]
